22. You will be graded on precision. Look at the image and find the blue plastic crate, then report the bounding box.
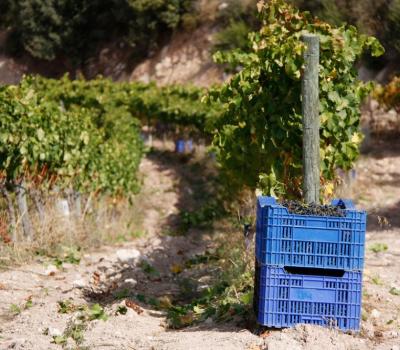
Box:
[255,197,366,270]
[254,264,362,331]
[186,139,194,153]
[175,140,185,153]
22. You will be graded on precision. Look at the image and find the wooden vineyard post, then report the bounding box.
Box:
[301,34,320,204]
[16,183,33,240]
[1,187,17,242]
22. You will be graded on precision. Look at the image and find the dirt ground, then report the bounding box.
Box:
[0,138,400,350]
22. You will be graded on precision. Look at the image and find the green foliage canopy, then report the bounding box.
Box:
[0,75,218,195]
[0,76,144,195]
[208,0,384,198]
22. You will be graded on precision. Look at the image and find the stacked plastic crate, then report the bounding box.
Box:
[175,139,194,154]
[254,196,367,331]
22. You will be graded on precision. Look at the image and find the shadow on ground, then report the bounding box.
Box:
[362,133,400,159]
[81,148,248,332]
[367,200,400,230]
[145,149,218,231]
[359,135,400,230]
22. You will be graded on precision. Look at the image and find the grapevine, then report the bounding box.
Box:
[0,76,144,195]
[373,76,400,112]
[208,0,384,199]
[0,75,221,196]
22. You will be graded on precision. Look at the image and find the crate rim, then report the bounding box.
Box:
[257,196,366,218]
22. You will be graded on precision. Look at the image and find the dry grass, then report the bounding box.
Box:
[0,191,146,267]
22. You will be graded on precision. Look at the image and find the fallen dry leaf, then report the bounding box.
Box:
[1,233,11,244]
[93,271,101,285]
[125,299,143,314]
[0,217,11,244]
[0,283,7,290]
[179,312,194,326]
[158,296,172,309]
[170,264,183,274]
[260,330,271,338]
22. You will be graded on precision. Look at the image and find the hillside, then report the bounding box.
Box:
[0,24,226,87]
[1,0,400,86]
[0,0,228,87]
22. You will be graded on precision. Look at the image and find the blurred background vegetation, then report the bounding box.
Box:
[214,0,400,76]
[0,0,399,78]
[0,0,195,62]
[293,0,400,74]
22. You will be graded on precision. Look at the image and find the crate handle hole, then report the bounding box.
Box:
[284,266,345,277]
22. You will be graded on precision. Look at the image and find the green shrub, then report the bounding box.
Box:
[213,20,252,52]
[388,0,400,54]
[0,1,10,28]
[2,0,194,61]
[181,13,198,32]
[212,0,259,54]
